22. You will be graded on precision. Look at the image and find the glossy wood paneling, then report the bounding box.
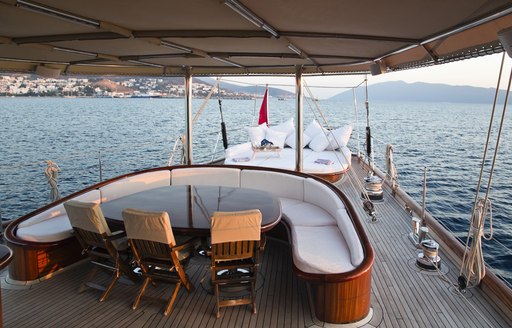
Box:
[6,237,83,282]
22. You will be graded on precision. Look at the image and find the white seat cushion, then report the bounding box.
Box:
[282,202,336,227]
[171,167,240,187]
[225,147,351,174]
[241,170,304,201]
[16,215,73,243]
[291,225,355,274]
[100,170,170,202]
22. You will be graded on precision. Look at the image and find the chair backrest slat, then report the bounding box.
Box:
[132,239,171,260]
[212,240,257,261]
[74,228,106,249]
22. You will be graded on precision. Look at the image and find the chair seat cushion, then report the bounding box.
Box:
[282,202,336,226]
[16,215,73,243]
[291,225,355,274]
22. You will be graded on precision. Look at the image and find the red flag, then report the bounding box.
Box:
[258,86,268,125]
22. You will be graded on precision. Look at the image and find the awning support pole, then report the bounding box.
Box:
[295,65,304,172]
[184,66,193,165]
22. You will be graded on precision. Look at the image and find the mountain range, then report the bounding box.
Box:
[328,81,508,103]
[198,77,294,98]
[200,78,507,104]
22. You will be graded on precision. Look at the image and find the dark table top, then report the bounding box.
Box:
[101,185,282,235]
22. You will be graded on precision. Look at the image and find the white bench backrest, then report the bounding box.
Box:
[304,178,345,218]
[336,209,364,266]
[18,189,101,228]
[171,167,240,187]
[99,170,171,202]
[240,170,304,201]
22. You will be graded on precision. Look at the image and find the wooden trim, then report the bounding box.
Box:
[6,236,84,282]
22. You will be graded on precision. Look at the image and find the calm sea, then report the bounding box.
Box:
[0,97,511,285]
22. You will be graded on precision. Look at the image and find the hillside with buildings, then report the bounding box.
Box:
[0,75,257,98]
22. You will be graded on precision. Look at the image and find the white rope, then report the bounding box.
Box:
[385,144,398,191]
[461,198,493,288]
[459,52,508,289]
[44,160,61,202]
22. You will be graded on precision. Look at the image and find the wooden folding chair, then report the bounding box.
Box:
[122,208,199,316]
[64,200,138,302]
[210,209,262,318]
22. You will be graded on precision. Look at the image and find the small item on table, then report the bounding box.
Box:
[314,158,333,165]
[232,157,251,163]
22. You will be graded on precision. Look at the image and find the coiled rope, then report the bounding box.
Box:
[461,198,493,288]
[385,144,398,192]
[459,51,508,289]
[44,160,61,202]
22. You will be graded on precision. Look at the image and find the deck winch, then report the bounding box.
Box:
[362,173,384,201]
[416,239,441,270]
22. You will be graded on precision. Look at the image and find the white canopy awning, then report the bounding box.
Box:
[1,0,511,76]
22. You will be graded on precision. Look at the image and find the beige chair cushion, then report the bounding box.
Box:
[122,208,175,245]
[211,209,262,244]
[64,200,111,235]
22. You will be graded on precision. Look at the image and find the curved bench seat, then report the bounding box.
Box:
[5,165,373,324]
[291,225,355,274]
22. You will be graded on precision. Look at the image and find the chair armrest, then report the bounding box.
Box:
[105,230,126,241]
[172,236,201,252]
[259,234,266,252]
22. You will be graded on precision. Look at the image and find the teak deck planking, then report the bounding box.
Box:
[1,157,511,327]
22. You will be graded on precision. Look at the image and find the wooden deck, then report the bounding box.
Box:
[1,158,511,327]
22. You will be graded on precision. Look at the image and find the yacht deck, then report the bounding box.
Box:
[1,157,510,327]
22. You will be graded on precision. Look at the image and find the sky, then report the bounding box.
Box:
[222,53,512,99]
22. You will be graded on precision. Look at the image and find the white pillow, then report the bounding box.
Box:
[270,117,294,139]
[265,129,287,148]
[324,129,341,150]
[328,124,354,149]
[304,119,323,139]
[245,126,266,146]
[308,131,330,152]
[225,142,252,158]
[285,132,312,149]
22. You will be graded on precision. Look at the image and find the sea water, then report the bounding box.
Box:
[0,97,511,285]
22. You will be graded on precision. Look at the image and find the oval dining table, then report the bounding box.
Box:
[100,184,282,235]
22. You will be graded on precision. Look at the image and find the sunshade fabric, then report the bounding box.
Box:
[211,209,262,244]
[0,0,511,76]
[122,208,175,246]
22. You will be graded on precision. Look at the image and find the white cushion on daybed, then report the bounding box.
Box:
[225,142,252,158]
[240,170,304,201]
[282,202,337,226]
[336,209,364,266]
[16,215,72,243]
[308,132,330,152]
[100,170,171,202]
[291,225,355,274]
[224,146,351,174]
[304,178,345,217]
[171,167,240,187]
[18,189,101,228]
